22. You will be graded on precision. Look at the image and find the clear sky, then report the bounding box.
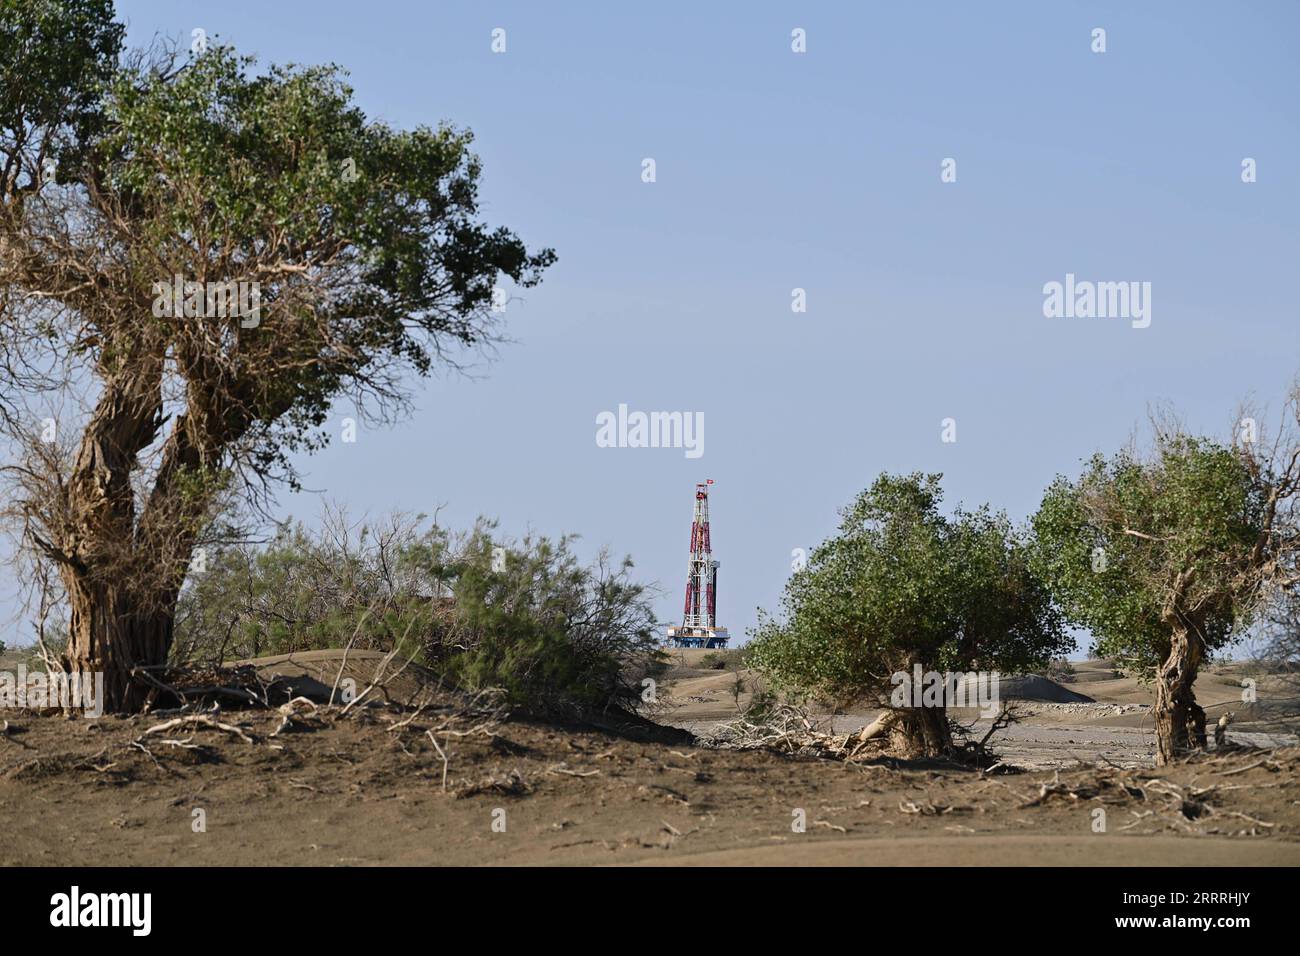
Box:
[17,1,1300,651]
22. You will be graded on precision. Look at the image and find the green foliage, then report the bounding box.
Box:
[429,528,664,714]
[102,44,553,313]
[1031,436,1266,678]
[749,473,1069,703]
[0,8,559,713]
[174,514,663,716]
[175,522,435,662]
[0,0,122,190]
[94,44,555,470]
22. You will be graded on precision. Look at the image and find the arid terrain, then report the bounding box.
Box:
[1,648,1298,866]
[662,651,1300,770]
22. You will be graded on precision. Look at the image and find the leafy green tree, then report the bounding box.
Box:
[1032,410,1300,764]
[749,474,1068,757]
[0,0,123,206]
[0,5,554,711]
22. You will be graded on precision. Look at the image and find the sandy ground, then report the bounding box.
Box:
[1,649,1297,866]
[639,836,1300,866]
[661,652,1300,770]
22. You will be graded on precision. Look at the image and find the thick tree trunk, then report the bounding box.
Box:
[891,706,954,758]
[40,347,224,714]
[64,572,176,713]
[48,357,172,713]
[1153,624,1204,765]
[859,707,955,758]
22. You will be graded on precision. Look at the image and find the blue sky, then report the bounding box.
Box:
[21,1,1299,652]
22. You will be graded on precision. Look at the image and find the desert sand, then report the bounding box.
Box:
[1,648,1297,866]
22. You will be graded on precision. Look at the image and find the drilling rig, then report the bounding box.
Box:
[665,480,730,648]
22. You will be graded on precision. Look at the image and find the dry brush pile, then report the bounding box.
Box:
[703,702,1020,765]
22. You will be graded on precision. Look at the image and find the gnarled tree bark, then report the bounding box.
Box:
[64,576,176,712]
[1153,620,1206,764]
[857,706,953,758]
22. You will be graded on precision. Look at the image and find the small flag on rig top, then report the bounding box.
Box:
[706,478,713,484]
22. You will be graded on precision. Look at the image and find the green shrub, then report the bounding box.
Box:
[174,509,664,716]
[425,526,665,714]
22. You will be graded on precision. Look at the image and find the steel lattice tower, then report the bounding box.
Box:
[666,480,730,648]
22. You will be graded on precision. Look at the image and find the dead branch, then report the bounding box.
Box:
[140,714,256,744]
